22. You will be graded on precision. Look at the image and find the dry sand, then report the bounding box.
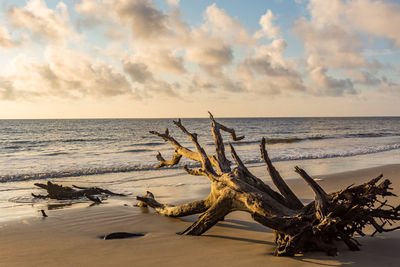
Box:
[1,164,400,267]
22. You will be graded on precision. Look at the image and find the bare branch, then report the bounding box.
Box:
[295,166,330,220]
[180,196,231,235]
[182,165,214,179]
[149,130,201,163]
[209,112,244,141]
[230,143,290,207]
[137,191,209,217]
[173,119,218,177]
[209,112,232,173]
[155,151,182,168]
[229,142,247,170]
[261,138,304,210]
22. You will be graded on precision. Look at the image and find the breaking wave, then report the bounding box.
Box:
[1,143,399,183]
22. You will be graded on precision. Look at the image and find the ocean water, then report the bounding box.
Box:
[1,117,400,182]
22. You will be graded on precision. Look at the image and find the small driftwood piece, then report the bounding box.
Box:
[137,112,400,256]
[32,181,125,202]
[40,209,48,217]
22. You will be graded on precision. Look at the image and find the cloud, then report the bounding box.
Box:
[0,78,16,100]
[122,57,179,97]
[166,0,180,7]
[8,0,398,104]
[293,0,400,95]
[181,4,250,76]
[75,0,117,33]
[346,0,400,46]
[75,0,110,24]
[76,1,306,95]
[115,0,169,40]
[8,0,79,44]
[0,46,135,100]
[123,60,153,84]
[186,43,233,69]
[75,0,171,42]
[310,66,356,96]
[235,39,305,94]
[186,74,217,93]
[254,10,281,39]
[44,46,133,97]
[244,54,295,77]
[349,70,400,94]
[305,0,400,47]
[297,0,400,63]
[0,26,20,48]
[295,18,368,69]
[380,76,400,94]
[203,3,253,45]
[133,48,186,75]
[351,71,381,86]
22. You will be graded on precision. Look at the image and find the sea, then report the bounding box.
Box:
[1,117,400,220]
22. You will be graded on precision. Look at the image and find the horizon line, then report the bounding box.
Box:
[1,115,400,120]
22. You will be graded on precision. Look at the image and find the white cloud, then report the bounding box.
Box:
[293,0,400,96]
[294,17,369,70]
[305,0,400,47]
[74,1,307,95]
[235,39,305,94]
[166,0,180,7]
[8,0,79,44]
[0,46,135,100]
[6,0,398,104]
[345,0,400,46]
[254,10,281,39]
[75,0,114,29]
[203,3,253,45]
[0,25,20,48]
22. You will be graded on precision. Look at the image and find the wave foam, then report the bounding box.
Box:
[1,143,399,183]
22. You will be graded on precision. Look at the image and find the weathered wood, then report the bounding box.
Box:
[262,138,304,210]
[40,209,48,217]
[32,181,125,202]
[295,166,329,220]
[138,113,400,256]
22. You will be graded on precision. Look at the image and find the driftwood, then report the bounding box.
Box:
[137,113,400,256]
[32,181,125,202]
[40,209,48,217]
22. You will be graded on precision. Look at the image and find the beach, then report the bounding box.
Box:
[1,117,399,266]
[2,0,400,265]
[1,164,399,267]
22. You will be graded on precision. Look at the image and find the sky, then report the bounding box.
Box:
[1,0,400,119]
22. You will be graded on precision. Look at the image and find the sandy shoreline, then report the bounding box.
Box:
[1,164,400,266]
